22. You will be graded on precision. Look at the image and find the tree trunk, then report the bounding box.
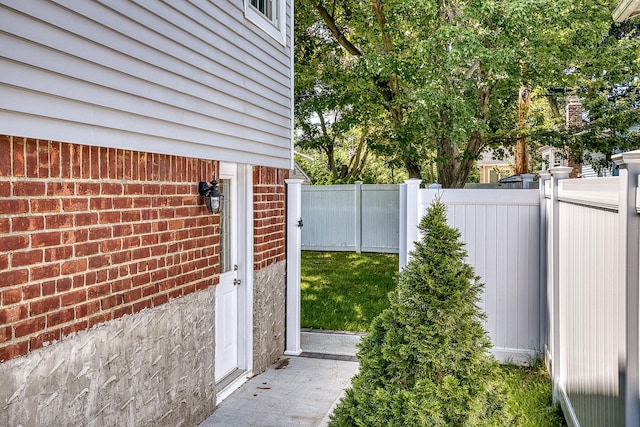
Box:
[516,86,531,175]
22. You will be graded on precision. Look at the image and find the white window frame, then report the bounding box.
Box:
[245,0,286,45]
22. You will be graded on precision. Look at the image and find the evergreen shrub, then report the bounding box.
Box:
[330,200,512,426]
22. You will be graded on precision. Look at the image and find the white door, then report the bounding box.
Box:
[215,163,239,382]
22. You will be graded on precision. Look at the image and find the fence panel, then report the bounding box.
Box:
[301,184,399,253]
[555,177,625,426]
[418,189,541,364]
[301,185,356,251]
[361,184,399,253]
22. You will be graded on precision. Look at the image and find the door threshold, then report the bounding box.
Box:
[216,368,249,405]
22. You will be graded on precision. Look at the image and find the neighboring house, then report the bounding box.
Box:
[0,1,292,426]
[476,150,515,184]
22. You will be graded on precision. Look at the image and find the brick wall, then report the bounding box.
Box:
[253,166,287,269]
[0,135,221,362]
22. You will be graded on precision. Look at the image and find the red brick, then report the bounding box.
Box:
[152,293,169,306]
[0,198,29,214]
[116,150,124,179]
[47,181,75,196]
[14,316,46,337]
[45,214,74,229]
[143,184,161,195]
[98,211,120,224]
[2,288,22,305]
[49,141,60,178]
[124,288,142,302]
[30,329,61,350]
[121,210,141,223]
[111,251,131,265]
[0,325,12,343]
[30,296,61,316]
[0,136,11,177]
[88,255,110,269]
[88,227,111,241]
[100,295,121,310]
[0,181,10,198]
[125,184,143,195]
[32,231,62,247]
[13,181,46,197]
[134,197,152,209]
[81,145,90,179]
[62,320,88,337]
[132,299,151,313]
[0,218,8,233]
[11,250,43,267]
[12,138,25,177]
[31,264,60,281]
[88,313,111,328]
[100,239,122,253]
[38,141,49,178]
[44,246,73,262]
[47,308,75,327]
[12,216,44,232]
[113,197,133,209]
[42,280,56,296]
[61,259,87,275]
[55,277,72,293]
[62,198,88,212]
[31,199,61,213]
[90,197,113,210]
[22,283,41,300]
[61,289,86,306]
[25,139,38,177]
[77,183,100,195]
[75,300,99,318]
[113,225,133,238]
[87,283,110,299]
[89,147,100,180]
[74,213,98,227]
[101,183,122,196]
[71,145,81,178]
[0,269,29,287]
[0,340,29,362]
[113,305,133,319]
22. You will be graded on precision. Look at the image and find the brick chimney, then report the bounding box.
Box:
[565,96,582,178]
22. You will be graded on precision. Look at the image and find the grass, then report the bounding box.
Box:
[301,251,398,331]
[301,251,566,426]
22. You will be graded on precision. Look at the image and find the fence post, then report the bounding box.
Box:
[613,151,640,426]
[549,166,572,403]
[399,179,422,270]
[522,173,536,189]
[538,170,551,367]
[285,178,304,356]
[355,181,363,254]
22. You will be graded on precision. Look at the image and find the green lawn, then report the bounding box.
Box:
[301,251,566,426]
[301,251,398,331]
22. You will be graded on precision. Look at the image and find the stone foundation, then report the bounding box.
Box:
[252,260,286,374]
[0,288,217,426]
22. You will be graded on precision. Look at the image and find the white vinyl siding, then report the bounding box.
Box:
[0,0,293,169]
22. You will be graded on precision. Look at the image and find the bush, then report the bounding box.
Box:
[330,200,512,426]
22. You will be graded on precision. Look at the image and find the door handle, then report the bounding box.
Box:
[233,278,242,286]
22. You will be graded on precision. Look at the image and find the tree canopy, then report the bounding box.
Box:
[295,0,638,186]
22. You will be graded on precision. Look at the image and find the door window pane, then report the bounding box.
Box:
[220,179,232,274]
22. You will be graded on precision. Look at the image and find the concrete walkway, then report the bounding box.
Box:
[199,331,362,427]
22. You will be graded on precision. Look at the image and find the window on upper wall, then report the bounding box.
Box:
[245,0,285,45]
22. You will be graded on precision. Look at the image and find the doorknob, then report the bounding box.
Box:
[234,278,242,286]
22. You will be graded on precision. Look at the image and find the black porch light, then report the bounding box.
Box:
[198,177,224,214]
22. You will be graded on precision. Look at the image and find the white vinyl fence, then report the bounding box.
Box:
[399,151,640,426]
[301,182,399,253]
[400,183,543,365]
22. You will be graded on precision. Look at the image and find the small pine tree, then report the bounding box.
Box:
[330,200,511,426]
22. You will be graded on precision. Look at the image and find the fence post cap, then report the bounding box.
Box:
[285,178,305,184]
[613,150,640,166]
[550,166,573,179]
[404,179,423,186]
[538,170,552,179]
